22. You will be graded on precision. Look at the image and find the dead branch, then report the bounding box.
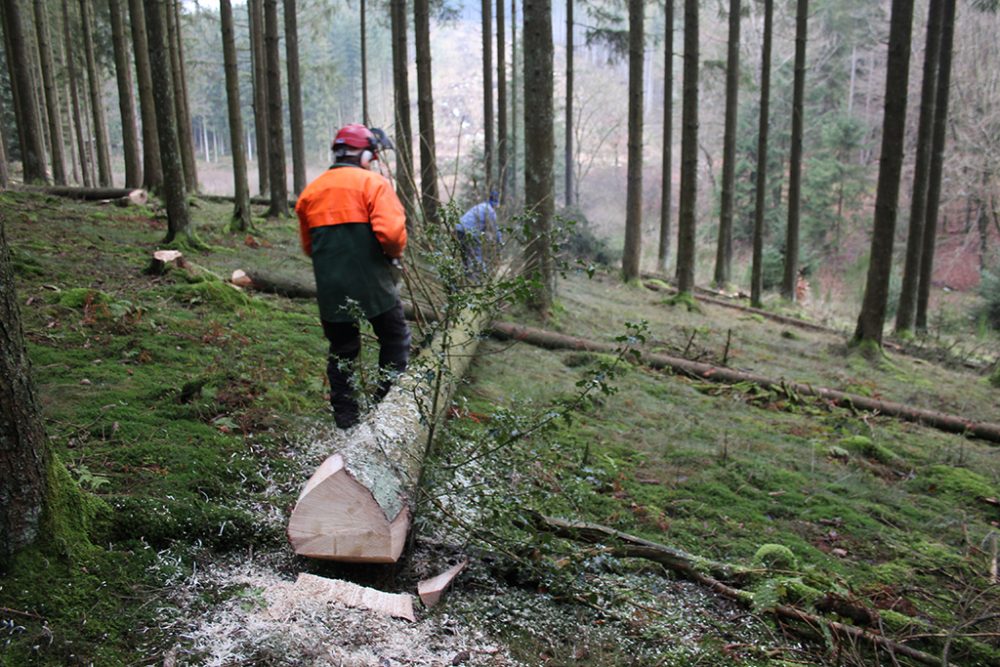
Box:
[489,322,1000,444]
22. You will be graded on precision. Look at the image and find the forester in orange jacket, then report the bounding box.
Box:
[295,124,411,429]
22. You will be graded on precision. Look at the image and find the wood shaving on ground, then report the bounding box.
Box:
[160,558,519,666]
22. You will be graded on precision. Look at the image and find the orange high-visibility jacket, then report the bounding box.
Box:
[295,165,407,258]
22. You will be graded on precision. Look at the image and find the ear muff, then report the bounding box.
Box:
[360,150,374,169]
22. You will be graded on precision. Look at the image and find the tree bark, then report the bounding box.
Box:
[854,0,915,348]
[361,0,369,124]
[781,0,808,301]
[523,0,554,313]
[144,0,191,244]
[62,0,91,188]
[414,0,441,222]
[750,0,773,308]
[390,0,416,222]
[32,0,67,185]
[108,0,142,188]
[895,0,943,334]
[220,0,252,231]
[285,0,306,196]
[497,0,508,202]
[483,0,494,191]
[490,322,1000,443]
[264,0,288,217]
[21,185,147,204]
[128,0,162,191]
[79,0,112,187]
[0,92,8,189]
[166,0,197,193]
[563,0,572,208]
[714,0,739,287]
[2,0,48,183]
[510,0,518,203]
[0,209,49,562]
[915,0,955,332]
[675,0,698,295]
[657,0,673,273]
[249,0,270,197]
[622,0,644,283]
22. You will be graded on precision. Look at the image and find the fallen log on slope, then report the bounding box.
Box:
[195,193,296,208]
[490,322,1000,444]
[18,185,148,206]
[535,514,942,667]
[286,302,492,562]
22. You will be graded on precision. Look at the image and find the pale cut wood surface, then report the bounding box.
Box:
[417,560,467,608]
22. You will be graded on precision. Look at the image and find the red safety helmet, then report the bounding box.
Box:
[333,124,375,150]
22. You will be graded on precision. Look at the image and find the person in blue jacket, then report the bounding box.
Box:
[455,192,502,280]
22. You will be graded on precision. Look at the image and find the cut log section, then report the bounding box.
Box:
[146,250,187,276]
[20,185,148,206]
[287,298,493,562]
[417,560,468,608]
[286,573,415,621]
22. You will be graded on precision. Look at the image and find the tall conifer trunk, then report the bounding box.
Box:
[129,0,162,190]
[285,0,306,195]
[3,0,49,183]
[62,0,91,187]
[750,0,773,307]
[523,0,554,312]
[511,0,518,202]
[167,0,197,192]
[622,0,644,282]
[564,0,573,208]
[361,0,369,124]
[854,0,915,347]
[782,0,808,301]
[675,0,698,295]
[390,0,416,220]
[483,0,494,190]
[264,0,288,217]
[109,0,142,188]
[79,0,112,187]
[414,0,440,221]
[249,0,270,196]
[221,0,251,231]
[714,0,739,287]
[657,0,673,273]
[33,0,67,185]
[497,0,509,202]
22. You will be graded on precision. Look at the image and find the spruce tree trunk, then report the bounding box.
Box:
[167,0,197,193]
[563,0,572,208]
[916,0,955,332]
[0,191,49,562]
[896,0,942,334]
[497,0,508,202]
[264,0,288,217]
[781,0,808,301]
[622,0,644,283]
[79,0,112,187]
[285,0,306,196]
[220,0,251,232]
[511,0,518,203]
[33,0,67,185]
[854,0,915,347]
[750,0,773,308]
[2,0,48,183]
[714,0,739,287]
[0,94,8,189]
[144,0,191,244]
[523,0,554,313]
[657,0,673,273]
[128,0,162,191]
[675,0,698,295]
[62,0,91,188]
[390,0,416,220]
[414,0,440,222]
[108,0,142,188]
[483,0,494,190]
[249,0,270,197]
[361,0,369,124]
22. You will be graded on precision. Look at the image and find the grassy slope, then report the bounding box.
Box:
[1,191,998,666]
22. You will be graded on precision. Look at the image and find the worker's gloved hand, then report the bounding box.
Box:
[389,258,404,285]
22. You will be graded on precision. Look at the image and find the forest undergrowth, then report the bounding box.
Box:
[1,191,999,666]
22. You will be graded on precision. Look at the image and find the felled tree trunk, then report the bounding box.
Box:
[286,301,492,562]
[22,185,148,205]
[490,322,1000,443]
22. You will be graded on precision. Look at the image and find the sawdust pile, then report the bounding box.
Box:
[161,558,519,666]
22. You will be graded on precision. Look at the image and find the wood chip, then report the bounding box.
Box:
[418,560,468,608]
[291,573,415,622]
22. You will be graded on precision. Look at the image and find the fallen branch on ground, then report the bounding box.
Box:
[534,514,942,666]
[18,185,148,206]
[490,322,1000,444]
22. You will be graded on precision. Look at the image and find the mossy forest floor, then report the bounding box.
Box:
[2,190,999,666]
